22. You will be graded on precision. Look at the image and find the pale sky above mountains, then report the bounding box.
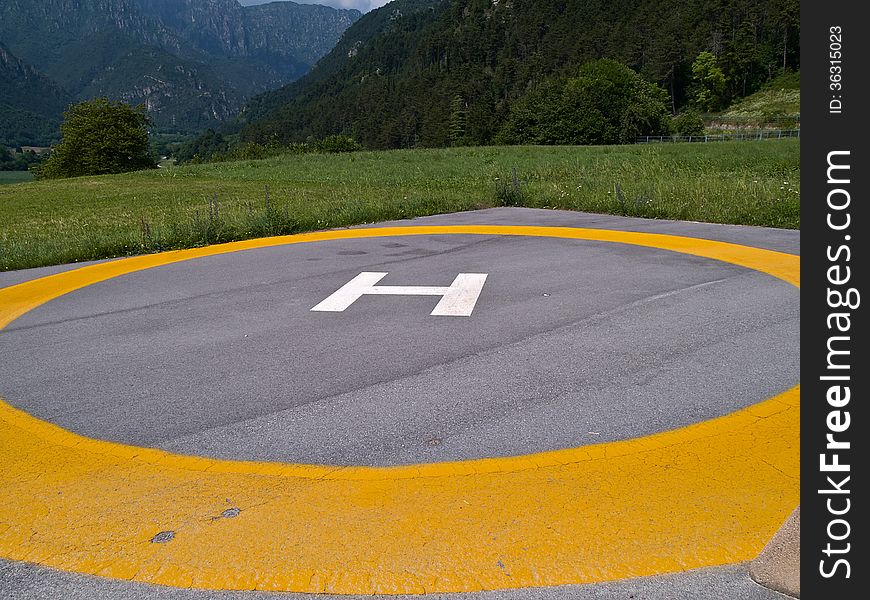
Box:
[239,1,392,13]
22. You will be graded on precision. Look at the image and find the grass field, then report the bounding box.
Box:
[724,71,801,120]
[0,140,799,271]
[0,171,34,186]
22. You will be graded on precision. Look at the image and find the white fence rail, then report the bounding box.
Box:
[637,129,800,143]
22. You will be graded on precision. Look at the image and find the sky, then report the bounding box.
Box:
[239,1,392,13]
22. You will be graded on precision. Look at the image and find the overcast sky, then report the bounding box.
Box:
[239,1,392,13]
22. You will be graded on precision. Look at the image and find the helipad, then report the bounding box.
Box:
[0,209,799,595]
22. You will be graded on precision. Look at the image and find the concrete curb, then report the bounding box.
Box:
[750,505,800,598]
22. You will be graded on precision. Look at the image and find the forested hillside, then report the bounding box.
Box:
[239,0,799,149]
[0,43,72,146]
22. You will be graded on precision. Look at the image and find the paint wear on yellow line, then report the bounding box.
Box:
[0,225,799,594]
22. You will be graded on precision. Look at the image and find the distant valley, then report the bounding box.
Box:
[0,0,361,145]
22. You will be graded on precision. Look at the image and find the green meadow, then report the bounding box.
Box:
[0,140,799,271]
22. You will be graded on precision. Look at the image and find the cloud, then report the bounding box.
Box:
[240,1,393,13]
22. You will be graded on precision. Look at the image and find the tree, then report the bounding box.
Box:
[36,98,155,179]
[776,0,800,73]
[691,52,727,112]
[448,94,467,146]
[174,129,230,164]
[497,59,671,145]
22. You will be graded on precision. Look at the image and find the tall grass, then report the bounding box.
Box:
[0,140,799,271]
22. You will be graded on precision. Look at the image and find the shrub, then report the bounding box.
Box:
[672,110,705,136]
[316,135,363,153]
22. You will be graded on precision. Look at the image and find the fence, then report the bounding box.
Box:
[701,114,800,126]
[637,129,800,144]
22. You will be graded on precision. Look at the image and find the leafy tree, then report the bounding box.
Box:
[497,59,671,145]
[36,98,155,179]
[691,52,727,112]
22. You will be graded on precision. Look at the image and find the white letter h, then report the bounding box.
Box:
[311,272,488,316]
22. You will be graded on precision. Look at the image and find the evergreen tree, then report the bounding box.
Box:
[448,94,467,146]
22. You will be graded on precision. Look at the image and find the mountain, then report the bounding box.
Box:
[239,0,800,149]
[0,0,361,140]
[0,43,72,146]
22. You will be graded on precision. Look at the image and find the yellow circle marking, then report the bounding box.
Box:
[0,225,799,594]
